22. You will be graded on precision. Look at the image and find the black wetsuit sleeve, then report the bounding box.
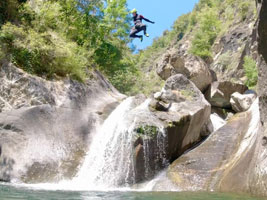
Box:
[140,15,154,24]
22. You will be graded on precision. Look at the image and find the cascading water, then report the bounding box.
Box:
[69,97,167,190]
[24,96,168,191]
[24,96,260,192]
[72,97,136,189]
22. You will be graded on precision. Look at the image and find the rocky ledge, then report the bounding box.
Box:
[0,62,124,183]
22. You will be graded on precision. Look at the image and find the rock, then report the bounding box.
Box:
[183,55,213,92]
[157,63,173,80]
[200,118,214,138]
[168,99,259,192]
[149,99,171,112]
[210,113,226,132]
[205,81,248,108]
[0,62,125,183]
[156,53,174,80]
[230,92,257,112]
[156,48,213,92]
[247,0,267,196]
[211,22,255,83]
[154,92,162,100]
[131,74,211,182]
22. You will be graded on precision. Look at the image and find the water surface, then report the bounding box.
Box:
[0,184,264,200]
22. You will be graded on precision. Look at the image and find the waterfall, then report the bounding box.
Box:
[72,97,136,189]
[70,97,165,190]
[26,98,260,192]
[24,96,168,191]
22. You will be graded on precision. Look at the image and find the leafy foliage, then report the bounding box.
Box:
[190,9,221,60]
[0,23,87,80]
[0,0,19,26]
[0,0,258,96]
[240,2,250,21]
[131,0,256,95]
[243,56,258,89]
[135,125,159,138]
[0,0,138,88]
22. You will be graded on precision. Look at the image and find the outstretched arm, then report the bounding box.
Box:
[141,15,155,24]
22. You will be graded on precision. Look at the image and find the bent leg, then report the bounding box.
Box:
[130,28,142,38]
[140,24,147,35]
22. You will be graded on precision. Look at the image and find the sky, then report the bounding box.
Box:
[127,0,199,50]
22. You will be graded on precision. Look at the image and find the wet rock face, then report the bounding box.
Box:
[0,62,124,183]
[132,74,211,183]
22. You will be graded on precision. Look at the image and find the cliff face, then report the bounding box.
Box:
[156,6,257,87]
[248,0,267,196]
[0,62,124,183]
[165,0,267,196]
[257,0,267,124]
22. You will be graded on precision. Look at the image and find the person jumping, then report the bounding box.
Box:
[130,8,155,42]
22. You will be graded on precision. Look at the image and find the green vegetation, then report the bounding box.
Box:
[135,125,159,138]
[190,9,221,60]
[240,2,250,21]
[0,0,138,86]
[0,0,25,26]
[217,51,232,71]
[0,0,258,95]
[134,0,256,95]
[0,22,87,80]
[243,56,258,89]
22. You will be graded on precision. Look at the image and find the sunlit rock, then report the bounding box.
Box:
[156,48,213,92]
[0,62,124,183]
[205,81,248,109]
[168,99,259,192]
[230,91,257,112]
[132,74,211,182]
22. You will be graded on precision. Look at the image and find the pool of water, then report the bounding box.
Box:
[0,184,265,200]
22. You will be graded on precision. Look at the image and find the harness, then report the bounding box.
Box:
[133,14,143,26]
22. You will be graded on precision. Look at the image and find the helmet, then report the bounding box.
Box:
[131,8,137,13]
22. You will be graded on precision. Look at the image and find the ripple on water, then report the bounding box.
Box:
[0,184,265,200]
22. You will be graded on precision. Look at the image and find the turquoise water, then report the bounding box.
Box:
[0,184,265,200]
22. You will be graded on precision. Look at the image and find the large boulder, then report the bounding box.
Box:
[0,62,124,183]
[131,74,211,183]
[168,99,259,192]
[156,48,213,92]
[230,91,257,112]
[205,81,248,108]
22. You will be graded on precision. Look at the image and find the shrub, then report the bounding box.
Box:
[243,56,258,89]
[0,0,19,26]
[189,11,197,28]
[239,2,250,21]
[0,23,87,81]
[190,9,221,60]
[173,13,190,39]
[217,51,232,71]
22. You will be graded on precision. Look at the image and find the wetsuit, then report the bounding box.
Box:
[130,14,154,39]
